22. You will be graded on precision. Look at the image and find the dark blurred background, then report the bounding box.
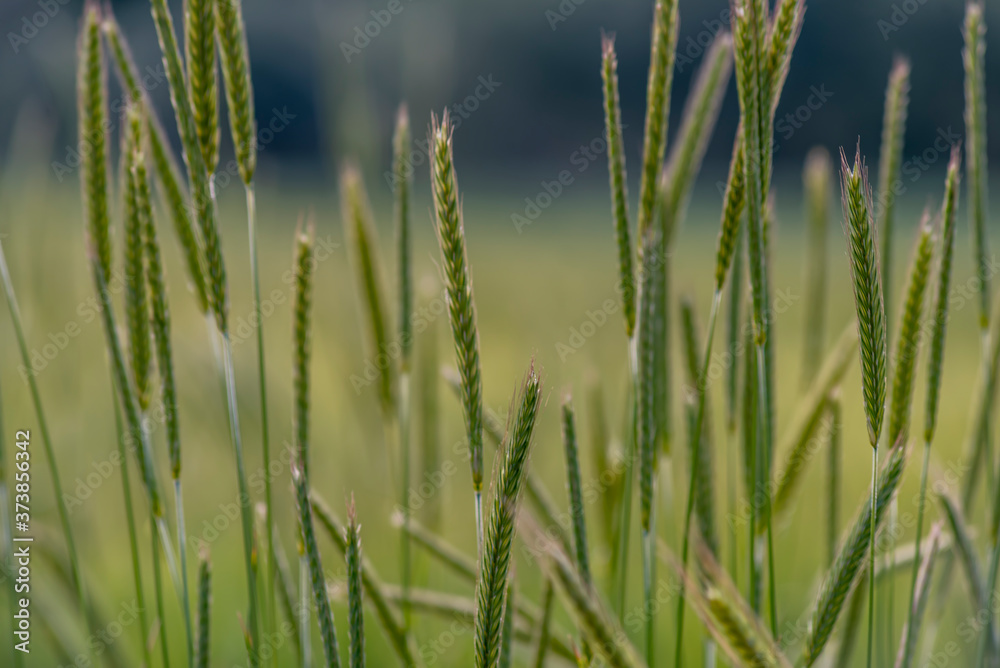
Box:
[0,0,996,201]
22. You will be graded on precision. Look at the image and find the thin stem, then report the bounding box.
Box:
[982,330,994,516]
[675,290,721,667]
[399,372,412,631]
[176,479,194,667]
[643,513,656,663]
[901,440,931,668]
[977,452,1000,668]
[222,333,261,667]
[614,333,639,619]
[112,378,151,668]
[0,240,91,653]
[245,183,276,664]
[152,505,171,668]
[299,555,311,668]
[867,445,879,668]
[755,341,778,637]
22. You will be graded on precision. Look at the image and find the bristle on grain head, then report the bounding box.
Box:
[215,0,256,184]
[78,2,111,281]
[839,145,887,448]
[430,111,484,493]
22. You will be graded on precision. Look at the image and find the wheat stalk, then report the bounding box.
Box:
[475,364,541,668]
[186,0,219,173]
[532,579,556,668]
[895,523,942,668]
[802,147,832,386]
[876,58,911,333]
[430,112,485,552]
[826,393,843,569]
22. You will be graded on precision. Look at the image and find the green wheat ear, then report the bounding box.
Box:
[429,111,485,499]
[560,395,591,587]
[293,221,315,480]
[195,548,212,668]
[887,211,935,447]
[341,163,395,414]
[925,146,962,442]
[79,2,111,282]
[964,0,989,331]
[801,443,910,666]
[636,0,679,241]
[475,363,541,668]
[149,0,228,331]
[121,105,152,412]
[215,0,256,184]
[102,11,210,315]
[876,57,911,321]
[346,497,366,668]
[600,34,635,337]
[186,0,219,173]
[840,146,887,448]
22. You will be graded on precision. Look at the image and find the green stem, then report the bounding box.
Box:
[299,555,311,668]
[614,334,639,619]
[901,440,931,668]
[112,379,152,668]
[399,372,412,632]
[867,446,879,668]
[0,240,92,658]
[977,450,1000,668]
[674,291,721,667]
[152,505,171,668]
[176,479,194,667]
[982,330,994,518]
[222,334,261,667]
[643,522,655,664]
[755,341,778,637]
[245,183,276,666]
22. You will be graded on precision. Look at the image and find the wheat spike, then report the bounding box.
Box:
[925,146,962,442]
[185,0,219,173]
[475,364,541,668]
[79,3,111,282]
[215,0,256,184]
[346,499,366,668]
[840,146,887,448]
[887,211,935,447]
[601,34,635,337]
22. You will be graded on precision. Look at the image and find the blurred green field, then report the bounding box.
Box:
[0,168,995,666]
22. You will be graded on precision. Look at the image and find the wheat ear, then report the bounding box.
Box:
[429,111,485,551]
[195,548,212,668]
[102,12,210,314]
[475,364,541,667]
[876,57,911,333]
[346,499,366,668]
[185,0,219,173]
